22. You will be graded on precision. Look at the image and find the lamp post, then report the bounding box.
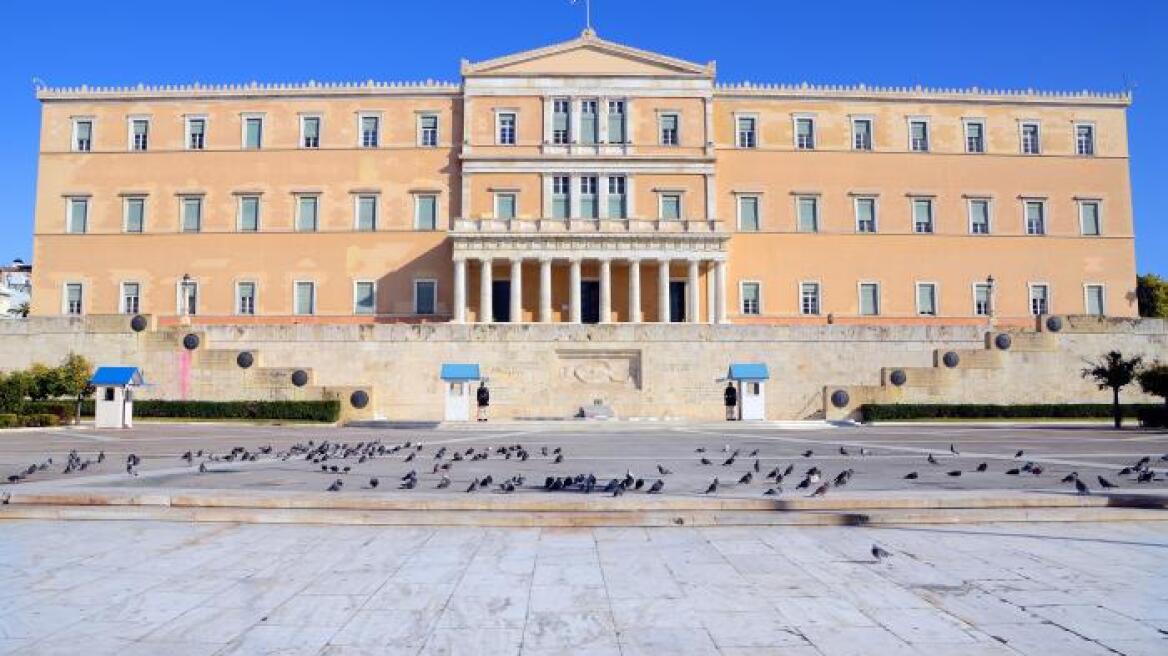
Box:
[986,275,996,322]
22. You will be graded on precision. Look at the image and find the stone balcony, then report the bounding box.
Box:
[451,217,726,235]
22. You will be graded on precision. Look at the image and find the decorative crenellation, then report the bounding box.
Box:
[36,79,462,100]
[714,81,1131,105]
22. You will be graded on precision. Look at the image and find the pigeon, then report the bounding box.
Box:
[947,470,962,477]
[976,462,988,472]
[749,449,759,457]
[904,471,919,480]
[97,451,105,463]
[927,454,938,465]
[657,465,672,475]
[326,479,343,492]
[647,479,664,494]
[1097,476,1118,489]
[695,447,706,453]
[198,462,207,474]
[753,459,761,473]
[553,454,564,464]
[368,477,379,489]
[871,545,892,561]
[949,444,959,455]
[839,447,849,456]
[796,477,811,490]
[1137,470,1155,484]
[783,464,794,477]
[1014,450,1024,458]
[465,479,478,493]
[1075,479,1089,495]
[721,456,736,466]
[700,458,712,466]
[809,483,830,497]
[436,476,451,489]
[399,478,416,490]
[0,492,9,505]
[634,479,645,491]
[738,472,752,485]
[1060,472,1078,484]
[764,487,780,496]
[1005,468,1021,475]
[802,450,814,458]
[704,478,719,494]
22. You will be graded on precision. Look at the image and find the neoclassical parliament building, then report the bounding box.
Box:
[32,30,1136,326]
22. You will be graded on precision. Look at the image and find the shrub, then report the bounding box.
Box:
[0,371,31,414]
[1138,406,1168,428]
[20,414,60,427]
[860,403,1160,422]
[23,401,81,422]
[1139,363,1168,406]
[0,414,18,429]
[131,400,339,422]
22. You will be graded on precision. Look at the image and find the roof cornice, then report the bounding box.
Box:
[715,82,1132,106]
[36,80,462,102]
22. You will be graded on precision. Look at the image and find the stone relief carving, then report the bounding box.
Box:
[556,349,642,390]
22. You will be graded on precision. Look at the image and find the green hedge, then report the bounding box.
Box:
[860,403,1161,422]
[22,399,339,422]
[0,413,60,428]
[0,414,17,428]
[1139,406,1168,428]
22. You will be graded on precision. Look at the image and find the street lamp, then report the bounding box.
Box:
[985,275,996,318]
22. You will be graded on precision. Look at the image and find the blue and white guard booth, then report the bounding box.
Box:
[727,363,770,421]
[440,363,481,421]
[89,366,144,429]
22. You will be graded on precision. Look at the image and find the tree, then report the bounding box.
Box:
[1082,351,1144,428]
[0,371,31,414]
[26,363,62,401]
[1139,362,1168,406]
[56,353,94,425]
[1137,274,1168,318]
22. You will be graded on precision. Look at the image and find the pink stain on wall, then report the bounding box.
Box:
[179,350,191,399]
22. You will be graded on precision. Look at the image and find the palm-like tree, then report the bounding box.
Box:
[1082,351,1143,428]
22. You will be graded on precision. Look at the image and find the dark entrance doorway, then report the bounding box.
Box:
[581,281,601,324]
[669,281,687,322]
[492,280,511,323]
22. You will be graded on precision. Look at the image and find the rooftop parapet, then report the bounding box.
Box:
[714,81,1131,106]
[36,79,462,101]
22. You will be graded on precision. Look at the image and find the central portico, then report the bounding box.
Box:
[451,218,728,324]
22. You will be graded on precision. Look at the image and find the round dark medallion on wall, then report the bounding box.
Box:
[942,351,960,368]
[291,370,309,387]
[236,351,255,369]
[130,315,148,332]
[994,333,1013,350]
[889,369,907,386]
[182,333,200,350]
[350,390,370,409]
[1045,316,1064,332]
[830,389,850,408]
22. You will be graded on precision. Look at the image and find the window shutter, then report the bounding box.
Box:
[182,198,201,232]
[304,118,319,139]
[126,199,144,232]
[798,198,818,232]
[860,284,878,315]
[417,195,437,229]
[740,197,759,231]
[298,197,317,231]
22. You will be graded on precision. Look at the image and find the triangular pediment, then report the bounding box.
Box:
[462,30,714,78]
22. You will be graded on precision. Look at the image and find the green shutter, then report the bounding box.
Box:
[245,119,262,148]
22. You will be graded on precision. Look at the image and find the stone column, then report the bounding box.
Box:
[599,258,612,323]
[628,259,642,323]
[479,258,493,323]
[687,259,701,323]
[539,258,552,323]
[453,257,467,324]
[715,260,728,324]
[658,258,671,323]
[706,261,717,325]
[569,258,582,324]
[509,258,523,323]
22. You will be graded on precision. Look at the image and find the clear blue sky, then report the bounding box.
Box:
[1,0,1164,273]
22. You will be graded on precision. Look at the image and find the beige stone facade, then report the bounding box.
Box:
[30,30,1136,326]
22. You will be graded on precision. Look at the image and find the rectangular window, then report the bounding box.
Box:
[738,196,760,231]
[181,197,202,233]
[74,119,93,152]
[495,193,516,219]
[973,283,991,316]
[795,117,815,150]
[852,118,872,151]
[354,281,376,315]
[1076,124,1095,156]
[124,197,145,233]
[909,120,929,152]
[607,100,626,144]
[243,116,263,149]
[660,113,679,146]
[415,194,438,230]
[130,119,149,151]
[294,282,316,316]
[1025,200,1046,235]
[968,199,991,234]
[552,99,570,145]
[859,283,880,316]
[607,176,626,218]
[1079,200,1101,236]
[356,195,378,231]
[1021,122,1041,155]
[855,197,877,233]
[67,197,88,234]
[916,283,937,316]
[301,116,321,148]
[1085,284,1105,316]
[497,112,516,145]
[579,176,598,218]
[551,176,569,218]
[414,280,437,315]
[580,100,598,145]
[912,198,934,233]
[121,282,140,315]
[236,282,256,315]
[796,196,819,232]
[741,282,761,315]
[660,193,681,220]
[178,280,199,315]
[736,116,757,148]
[1029,284,1049,316]
[360,116,379,148]
[965,120,985,153]
[419,114,439,147]
[800,282,820,316]
[187,118,206,150]
[238,195,260,232]
[296,196,318,232]
[64,283,83,315]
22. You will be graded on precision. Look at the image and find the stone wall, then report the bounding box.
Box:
[0,316,1164,421]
